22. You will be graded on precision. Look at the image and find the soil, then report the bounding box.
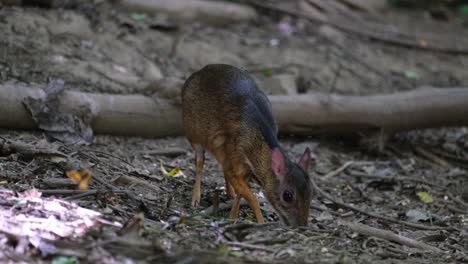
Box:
[0,1,467,263]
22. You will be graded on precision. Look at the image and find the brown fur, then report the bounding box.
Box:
[181,64,312,226]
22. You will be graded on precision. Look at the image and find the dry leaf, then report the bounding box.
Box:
[417,191,433,203]
[66,169,92,190]
[159,159,186,178]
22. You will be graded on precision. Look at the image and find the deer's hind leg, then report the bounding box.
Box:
[191,144,205,207]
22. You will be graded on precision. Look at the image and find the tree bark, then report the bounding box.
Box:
[270,87,468,135]
[1,83,467,138]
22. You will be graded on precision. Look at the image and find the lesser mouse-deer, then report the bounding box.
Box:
[182,64,312,226]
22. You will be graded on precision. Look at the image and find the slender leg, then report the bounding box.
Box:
[191,145,205,207]
[229,193,242,219]
[213,150,234,199]
[225,179,235,199]
[238,180,264,223]
[225,169,264,224]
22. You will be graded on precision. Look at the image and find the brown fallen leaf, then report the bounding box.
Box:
[66,169,92,190]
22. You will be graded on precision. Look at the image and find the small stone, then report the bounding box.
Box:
[143,60,164,81]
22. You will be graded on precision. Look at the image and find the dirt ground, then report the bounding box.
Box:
[0,1,468,263]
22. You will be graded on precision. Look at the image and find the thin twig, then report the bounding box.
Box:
[339,220,442,252]
[447,205,467,214]
[446,192,468,209]
[40,189,92,195]
[226,241,274,252]
[63,146,129,176]
[431,148,468,163]
[322,161,354,180]
[223,222,280,234]
[92,172,145,204]
[347,170,441,188]
[142,147,187,157]
[61,146,146,203]
[112,175,161,192]
[310,177,453,231]
[414,146,451,168]
[84,149,135,168]
[64,190,100,201]
[246,237,291,245]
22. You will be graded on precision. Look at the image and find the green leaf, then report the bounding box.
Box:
[458,5,468,17]
[387,0,397,8]
[404,70,419,79]
[262,68,273,77]
[144,225,163,232]
[433,220,449,227]
[417,191,433,203]
[229,251,244,257]
[131,13,147,20]
[52,257,77,264]
[217,244,229,256]
[351,232,360,239]
[218,244,244,257]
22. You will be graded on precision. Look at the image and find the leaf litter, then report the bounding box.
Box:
[1,0,468,263]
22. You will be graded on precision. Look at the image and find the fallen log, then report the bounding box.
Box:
[1,83,467,138]
[114,0,257,25]
[1,83,183,138]
[271,87,468,135]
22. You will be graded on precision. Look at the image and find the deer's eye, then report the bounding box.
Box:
[283,190,294,203]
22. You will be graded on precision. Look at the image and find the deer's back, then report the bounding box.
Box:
[181,64,278,152]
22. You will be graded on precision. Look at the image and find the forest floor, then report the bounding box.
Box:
[0,1,467,263]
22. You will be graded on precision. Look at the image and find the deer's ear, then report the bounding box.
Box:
[298,147,311,171]
[271,148,287,181]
